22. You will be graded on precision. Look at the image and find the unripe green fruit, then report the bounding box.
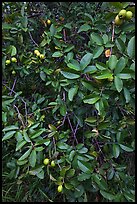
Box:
[11,57,17,63]
[47,19,51,25]
[51,160,55,167]
[57,185,63,193]
[114,15,123,26]
[12,70,16,75]
[118,9,127,19]
[125,11,133,20]
[40,54,45,59]
[108,76,114,82]
[6,59,11,65]
[43,158,49,165]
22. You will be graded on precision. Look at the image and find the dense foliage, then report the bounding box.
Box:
[2,2,135,202]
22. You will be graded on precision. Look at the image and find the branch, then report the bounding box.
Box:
[28,31,38,47]
[9,78,17,96]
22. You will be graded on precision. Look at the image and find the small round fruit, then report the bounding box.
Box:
[57,185,63,193]
[51,161,55,167]
[114,15,123,26]
[125,11,133,20]
[5,59,11,65]
[43,158,49,165]
[47,19,51,25]
[34,50,39,55]
[108,76,114,81]
[12,70,16,75]
[40,54,45,59]
[118,9,127,19]
[11,57,17,63]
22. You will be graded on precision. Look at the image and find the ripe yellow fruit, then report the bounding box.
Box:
[47,19,51,25]
[51,161,55,167]
[11,57,17,63]
[118,9,127,19]
[43,158,49,165]
[40,54,45,59]
[12,70,16,75]
[114,15,123,26]
[125,11,133,20]
[34,50,39,55]
[57,185,63,193]
[5,59,11,65]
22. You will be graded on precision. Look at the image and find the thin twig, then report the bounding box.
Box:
[14,105,25,128]
[57,115,67,129]
[110,21,115,55]
[28,31,38,47]
[67,115,78,144]
[9,78,17,96]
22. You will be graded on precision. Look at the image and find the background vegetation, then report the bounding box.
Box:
[2,2,135,202]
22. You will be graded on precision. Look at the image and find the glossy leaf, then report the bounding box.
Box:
[68,86,78,101]
[52,51,63,57]
[18,146,32,161]
[3,125,19,132]
[108,55,117,70]
[60,70,80,79]
[119,144,134,152]
[67,59,81,71]
[83,96,100,104]
[114,76,123,92]
[113,144,120,158]
[77,160,93,173]
[80,53,93,70]
[2,130,16,141]
[114,57,126,74]
[16,140,27,151]
[29,149,36,167]
[100,190,115,201]
[77,24,91,33]
[127,36,135,59]
[116,38,125,53]
[93,46,104,59]
[91,33,103,45]
[31,129,45,139]
[124,88,131,103]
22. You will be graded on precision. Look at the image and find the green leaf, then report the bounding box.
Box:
[102,34,108,44]
[17,159,28,166]
[116,73,131,79]
[113,144,120,158]
[119,144,134,152]
[50,24,56,36]
[80,53,93,70]
[94,70,112,79]
[40,71,46,81]
[114,76,123,92]
[11,45,17,56]
[29,149,36,167]
[77,147,88,154]
[18,146,32,161]
[37,169,44,179]
[77,24,91,33]
[60,104,67,116]
[83,65,97,74]
[124,88,131,103]
[2,131,16,141]
[100,190,115,201]
[127,36,135,59]
[114,57,126,74]
[78,172,91,181]
[81,80,93,91]
[116,38,125,53]
[108,55,117,70]
[96,62,107,70]
[16,140,27,151]
[64,45,74,53]
[61,70,80,79]
[23,130,31,142]
[57,142,70,150]
[31,129,45,139]
[107,168,115,180]
[91,33,103,45]
[68,86,78,101]
[67,59,81,71]
[77,160,93,173]
[83,95,100,104]
[3,125,19,132]
[66,169,75,178]
[85,117,97,123]
[69,150,76,161]
[93,46,104,59]
[29,166,44,175]
[52,51,63,57]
